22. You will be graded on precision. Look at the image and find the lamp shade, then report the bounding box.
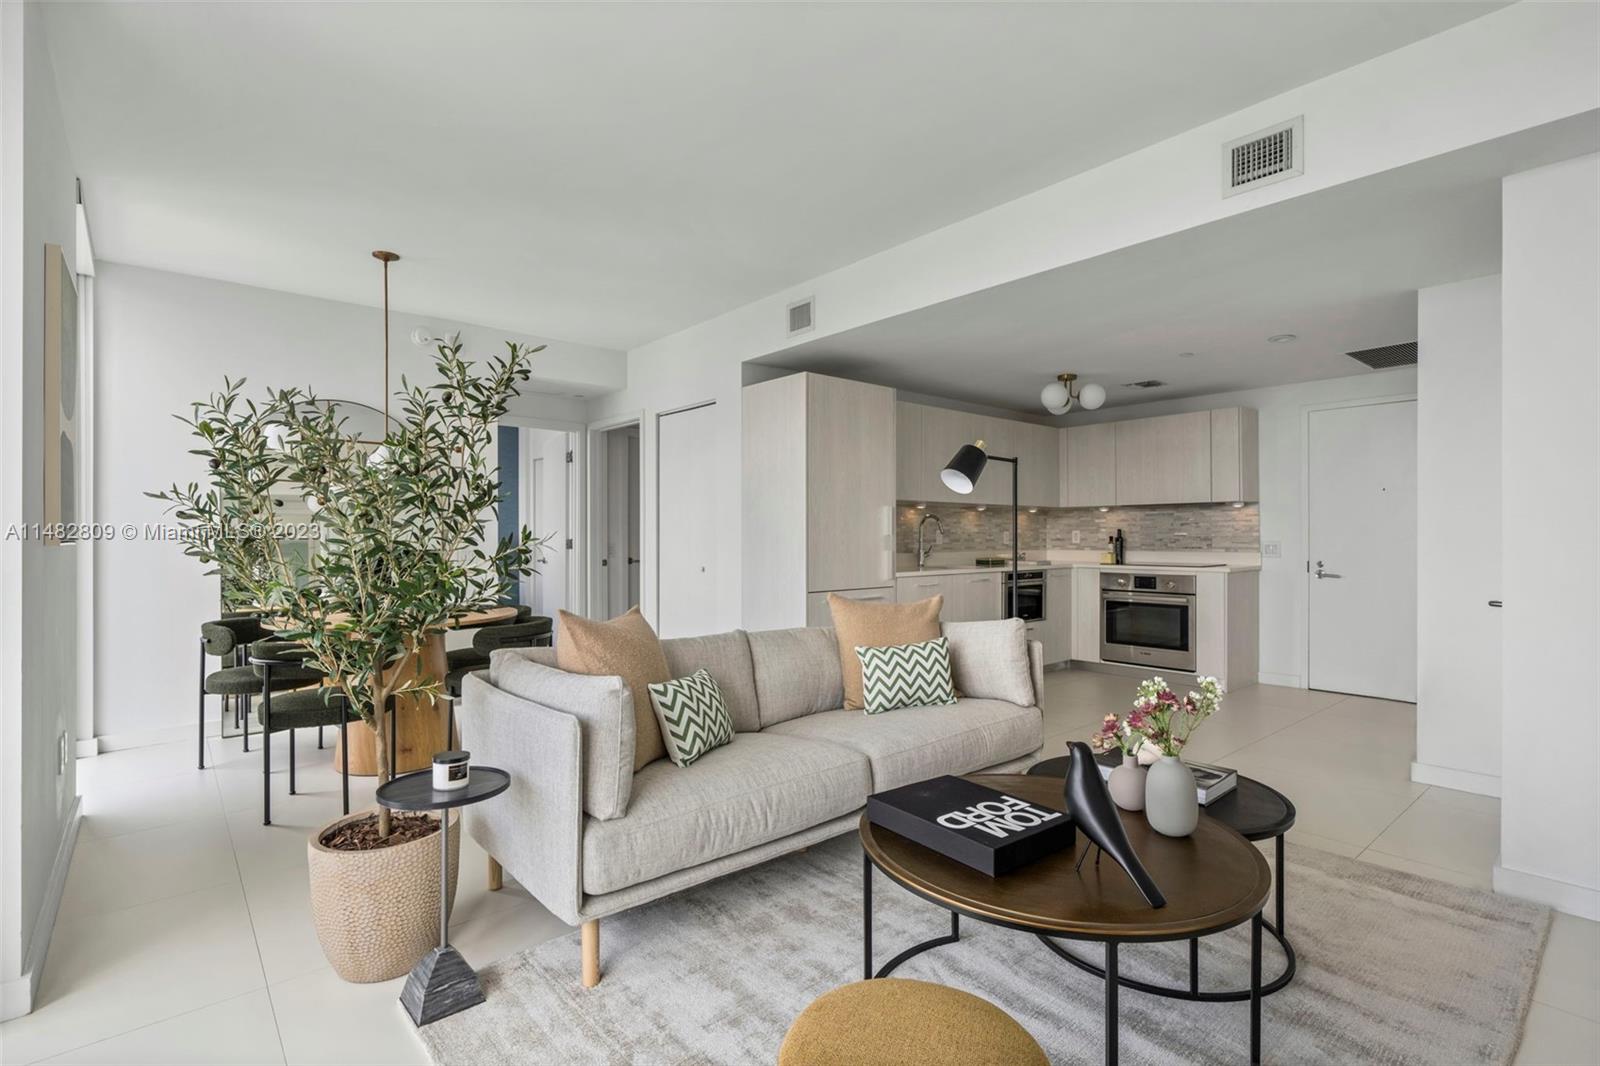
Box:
[1040,380,1071,413]
[941,442,988,495]
[1079,383,1107,410]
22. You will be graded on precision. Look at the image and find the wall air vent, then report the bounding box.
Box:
[786,296,815,337]
[1121,379,1167,389]
[1222,116,1304,197]
[1345,341,1417,370]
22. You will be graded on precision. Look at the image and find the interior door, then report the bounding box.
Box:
[1307,400,1417,700]
[656,403,719,638]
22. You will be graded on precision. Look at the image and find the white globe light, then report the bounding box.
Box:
[367,445,389,467]
[1079,383,1107,410]
[263,424,292,451]
[1040,380,1071,413]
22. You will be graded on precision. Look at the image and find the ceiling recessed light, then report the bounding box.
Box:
[1268,333,1298,344]
[1027,507,1039,514]
[975,505,987,512]
[1177,351,1195,359]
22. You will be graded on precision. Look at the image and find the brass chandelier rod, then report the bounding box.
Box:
[372,250,400,427]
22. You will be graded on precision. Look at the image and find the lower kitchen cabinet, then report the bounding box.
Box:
[1070,568,1103,662]
[895,571,1003,622]
[806,586,894,627]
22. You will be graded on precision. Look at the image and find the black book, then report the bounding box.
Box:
[866,775,1076,877]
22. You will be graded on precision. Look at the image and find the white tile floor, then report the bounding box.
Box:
[2,673,1595,1065]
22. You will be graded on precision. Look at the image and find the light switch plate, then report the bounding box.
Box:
[1262,541,1281,558]
[1071,530,1082,545]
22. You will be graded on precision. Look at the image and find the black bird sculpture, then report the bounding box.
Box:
[1062,741,1166,908]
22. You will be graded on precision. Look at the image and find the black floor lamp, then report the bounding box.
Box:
[940,439,1020,619]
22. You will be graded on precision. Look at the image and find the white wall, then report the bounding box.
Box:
[1414,275,1501,795]
[1496,154,1599,919]
[590,1,1598,635]
[92,263,624,745]
[0,0,82,1017]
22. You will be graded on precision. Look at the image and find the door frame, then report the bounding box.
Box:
[654,399,717,637]
[500,415,586,619]
[1299,391,1417,693]
[586,411,646,621]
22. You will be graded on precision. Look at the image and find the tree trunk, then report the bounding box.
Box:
[371,686,394,838]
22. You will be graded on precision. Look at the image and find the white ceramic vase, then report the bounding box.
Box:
[1107,752,1146,811]
[1145,755,1199,837]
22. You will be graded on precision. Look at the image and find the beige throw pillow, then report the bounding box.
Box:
[557,606,672,770]
[827,594,944,711]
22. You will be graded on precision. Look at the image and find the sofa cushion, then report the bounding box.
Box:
[765,699,1042,792]
[857,637,957,714]
[660,630,761,733]
[748,626,844,728]
[647,669,734,767]
[558,607,673,771]
[494,655,634,821]
[829,594,944,711]
[581,732,871,895]
[942,619,1035,707]
[487,644,557,685]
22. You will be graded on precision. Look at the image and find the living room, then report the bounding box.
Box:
[2,3,1597,1064]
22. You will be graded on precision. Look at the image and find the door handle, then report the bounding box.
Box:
[1488,600,1503,608]
[1314,561,1342,579]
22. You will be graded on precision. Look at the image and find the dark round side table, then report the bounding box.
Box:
[376,765,510,1026]
[1028,755,1297,1001]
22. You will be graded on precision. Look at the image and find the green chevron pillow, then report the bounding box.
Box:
[855,637,958,715]
[646,669,734,767]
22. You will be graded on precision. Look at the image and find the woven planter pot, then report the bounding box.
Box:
[308,808,460,983]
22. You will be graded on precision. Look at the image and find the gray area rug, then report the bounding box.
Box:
[420,836,1549,1065]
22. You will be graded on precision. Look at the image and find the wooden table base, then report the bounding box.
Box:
[332,633,457,777]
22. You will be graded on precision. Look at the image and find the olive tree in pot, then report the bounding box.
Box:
[154,337,542,981]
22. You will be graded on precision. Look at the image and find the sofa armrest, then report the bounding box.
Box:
[1027,639,1045,708]
[457,673,584,926]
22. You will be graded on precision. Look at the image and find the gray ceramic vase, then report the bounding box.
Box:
[1107,752,1146,811]
[1144,755,1199,837]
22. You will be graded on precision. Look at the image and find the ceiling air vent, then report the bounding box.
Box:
[1222,117,1304,197]
[786,296,815,337]
[1121,379,1167,389]
[1345,341,1417,370]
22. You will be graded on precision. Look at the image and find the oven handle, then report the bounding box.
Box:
[1102,593,1194,607]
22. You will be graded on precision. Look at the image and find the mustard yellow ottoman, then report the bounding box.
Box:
[778,978,1048,1066]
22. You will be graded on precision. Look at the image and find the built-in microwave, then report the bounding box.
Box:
[1099,572,1197,673]
[1002,570,1045,622]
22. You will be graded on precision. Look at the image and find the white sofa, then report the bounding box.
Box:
[457,618,1045,986]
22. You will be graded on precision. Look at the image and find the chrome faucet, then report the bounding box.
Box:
[916,513,944,570]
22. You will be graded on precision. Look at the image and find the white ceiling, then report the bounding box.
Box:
[43,2,1506,351]
[760,115,1600,414]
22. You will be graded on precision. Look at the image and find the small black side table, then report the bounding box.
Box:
[376,765,510,1026]
[1028,755,1297,1001]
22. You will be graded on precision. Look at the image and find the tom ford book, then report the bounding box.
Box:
[866,776,1075,876]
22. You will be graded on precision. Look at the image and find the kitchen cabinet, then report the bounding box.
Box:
[1114,411,1211,505]
[1209,407,1260,502]
[806,586,894,627]
[1194,570,1259,688]
[899,401,1058,508]
[742,373,896,631]
[1070,567,1102,662]
[1015,422,1061,508]
[1044,568,1073,663]
[894,403,933,503]
[895,571,1003,622]
[1062,423,1117,507]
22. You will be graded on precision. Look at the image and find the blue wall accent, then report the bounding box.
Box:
[497,426,520,602]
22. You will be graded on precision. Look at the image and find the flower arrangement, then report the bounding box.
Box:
[1127,675,1224,758]
[1090,712,1142,757]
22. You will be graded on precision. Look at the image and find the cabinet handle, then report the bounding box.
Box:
[1488,600,1502,608]
[915,581,939,588]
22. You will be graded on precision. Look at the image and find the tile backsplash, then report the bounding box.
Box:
[896,502,1260,555]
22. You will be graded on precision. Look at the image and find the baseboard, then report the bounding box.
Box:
[0,796,81,1021]
[1410,761,1501,797]
[74,736,100,759]
[96,721,195,753]
[1258,671,1302,688]
[1493,863,1600,921]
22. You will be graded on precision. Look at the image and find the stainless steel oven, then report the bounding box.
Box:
[1003,570,1045,622]
[1100,572,1197,672]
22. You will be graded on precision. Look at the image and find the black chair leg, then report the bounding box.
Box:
[339,714,350,816]
[317,726,324,750]
[198,638,207,770]
[289,728,297,795]
[243,694,251,753]
[261,684,272,826]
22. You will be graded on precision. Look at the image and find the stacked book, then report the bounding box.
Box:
[866,775,1076,876]
[1094,750,1238,805]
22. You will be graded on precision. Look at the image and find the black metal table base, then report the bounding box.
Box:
[864,849,1265,1066]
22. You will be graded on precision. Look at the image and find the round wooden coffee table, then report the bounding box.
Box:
[860,774,1272,1066]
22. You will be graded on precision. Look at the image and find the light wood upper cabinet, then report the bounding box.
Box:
[805,374,896,593]
[1114,411,1211,505]
[1062,423,1117,507]
[894,402,935,503]
[1015,422,1061,508]
[1209,406,1260,502]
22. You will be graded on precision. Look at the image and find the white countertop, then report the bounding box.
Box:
[894,559,1261,578]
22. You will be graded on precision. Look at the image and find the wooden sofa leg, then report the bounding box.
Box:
[581,920,601,988]
[487,855,503,892]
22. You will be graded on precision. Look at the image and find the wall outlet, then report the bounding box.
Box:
[1071,530,1082,545]
[58,731,68,775]
[1001,530,1012,546]
[1262,541,1281,558]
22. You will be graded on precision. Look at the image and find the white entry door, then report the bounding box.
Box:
[1307,399,1417,701]
[656,403,719,638]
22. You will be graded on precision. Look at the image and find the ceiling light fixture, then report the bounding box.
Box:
[1268,333,1298,344]
[1040,372,1106,416]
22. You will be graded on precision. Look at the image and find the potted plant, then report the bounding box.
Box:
[1125,676,1224,837]
[153,337,542,981]
[1089,712,1147,811]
